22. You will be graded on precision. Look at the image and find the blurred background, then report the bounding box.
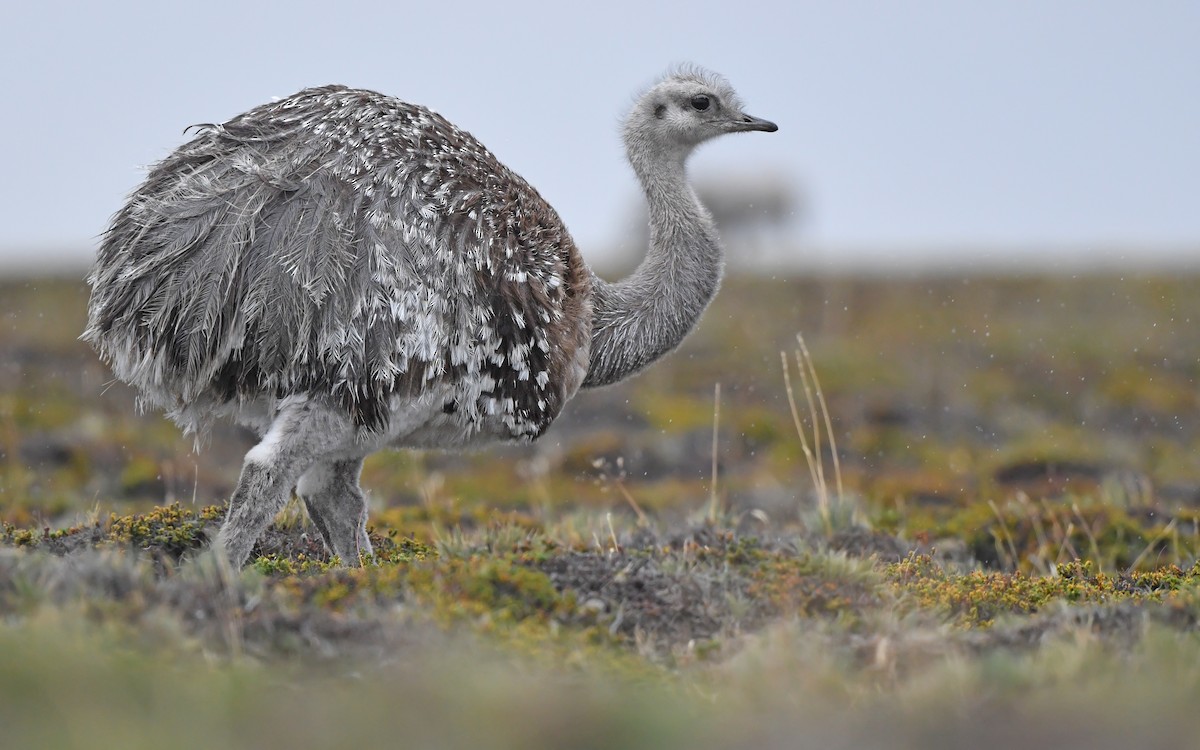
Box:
[1,0,1197,275]
[3,0,1200,532]
[5,6,1200,741]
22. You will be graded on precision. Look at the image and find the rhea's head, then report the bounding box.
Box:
[623,66,777,162]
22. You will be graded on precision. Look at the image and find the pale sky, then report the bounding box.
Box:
[2,1,1197,272]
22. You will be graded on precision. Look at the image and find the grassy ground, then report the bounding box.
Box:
[5,272,1200,748]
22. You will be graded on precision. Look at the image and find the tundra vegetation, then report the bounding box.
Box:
[4,274,1200,749]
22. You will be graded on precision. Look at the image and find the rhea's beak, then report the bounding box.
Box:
[732,113,779,133]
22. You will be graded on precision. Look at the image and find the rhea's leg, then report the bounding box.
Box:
[216,397,354,567]
[296,457,373,564]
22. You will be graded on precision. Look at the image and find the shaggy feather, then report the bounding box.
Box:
[86,85,590,436]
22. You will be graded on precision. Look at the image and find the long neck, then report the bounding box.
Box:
[582,140,724,388]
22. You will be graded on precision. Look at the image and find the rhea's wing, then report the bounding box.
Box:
[85,91,421,428]
[85,87,589,436]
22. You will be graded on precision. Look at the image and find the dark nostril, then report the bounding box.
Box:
[742,116,752,122]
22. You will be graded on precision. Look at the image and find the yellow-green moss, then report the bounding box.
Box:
[886,554,1200,627]
[106,503,224,556]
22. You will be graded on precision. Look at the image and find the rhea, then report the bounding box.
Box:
[84,68,777,566]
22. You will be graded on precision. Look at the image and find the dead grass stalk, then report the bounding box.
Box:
[782,334,846,534]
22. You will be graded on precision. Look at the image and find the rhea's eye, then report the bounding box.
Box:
[690,95,711,111]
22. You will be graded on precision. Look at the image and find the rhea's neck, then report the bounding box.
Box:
[581,136,724,388]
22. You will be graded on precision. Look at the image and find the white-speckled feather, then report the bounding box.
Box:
[85,86,592,442]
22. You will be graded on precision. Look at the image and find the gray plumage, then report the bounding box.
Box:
[84,66,777,566]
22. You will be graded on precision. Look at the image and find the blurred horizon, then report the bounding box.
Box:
[5,238,1199,279]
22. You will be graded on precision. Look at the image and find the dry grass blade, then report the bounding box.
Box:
[987,500,1021,571]
[708,382,721,523]
[606,512,621,552]
[1016,493,1053,576]
[781,336,847,535]
[616,479,649,526]
[781,351,820,494]
[1054,522,1081,568]
[792,350,827,498]
[1126,518,1178,573]
[781,350,827,531]
[1071,502,1105,573]
[797,333,844,503]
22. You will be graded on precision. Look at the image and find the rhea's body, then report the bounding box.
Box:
[87,86,592,448]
